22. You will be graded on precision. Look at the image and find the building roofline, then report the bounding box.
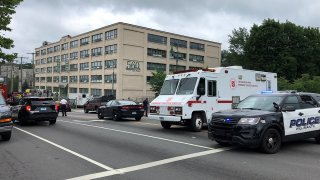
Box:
[35,22,221,50]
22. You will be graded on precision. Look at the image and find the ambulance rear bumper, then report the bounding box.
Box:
[148,114,182,122]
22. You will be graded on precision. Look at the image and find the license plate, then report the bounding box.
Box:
[132,112,137,114]
[40,107,47,111]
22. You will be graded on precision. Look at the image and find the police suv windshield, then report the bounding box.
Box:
[237,95,285,111]
[176,77,197,95]
[159,79,179,95]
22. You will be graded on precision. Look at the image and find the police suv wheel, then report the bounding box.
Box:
[190,113,203,132]
[161,121,172,129]
[260,128,281,154]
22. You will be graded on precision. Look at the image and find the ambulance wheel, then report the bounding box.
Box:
[190,113,203,132]
[315,135,320,144]
[161,121,172,129]
[260,128,281,154]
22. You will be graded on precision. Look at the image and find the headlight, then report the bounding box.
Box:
[238,117,261,125]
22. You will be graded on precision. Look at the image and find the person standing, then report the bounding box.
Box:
[60,97,68,116]
[143,98,149,117]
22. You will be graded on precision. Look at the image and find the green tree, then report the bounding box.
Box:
[0,0,23,62]
[150,69,166,97]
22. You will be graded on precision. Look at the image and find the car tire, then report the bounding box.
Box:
[190,113,203,132]
[113,112,121,121]
[49,119,56,125]
[1,132,11,141]
[215,140,230,146]
[260,128,281,154]
[161,121,172,129]
[98,111,104,119]
[84,108,89,113]
[315,135,320,144]
[135,116,142,121]
[95,107,99,114]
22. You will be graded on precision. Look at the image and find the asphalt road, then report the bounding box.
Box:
[1,109,320,180]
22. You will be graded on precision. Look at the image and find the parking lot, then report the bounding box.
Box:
[1,109,320,180]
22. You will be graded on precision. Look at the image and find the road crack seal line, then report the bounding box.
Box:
[67,147,232,180]
[59,120,214,150]
[13,127,120,173]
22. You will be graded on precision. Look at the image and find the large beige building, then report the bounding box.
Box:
[34,22,221,100]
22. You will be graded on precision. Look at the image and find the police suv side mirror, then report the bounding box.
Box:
[282,105,295,112]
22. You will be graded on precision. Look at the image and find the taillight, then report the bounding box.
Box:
[55,105,59,111]
[26,105,31,111]
[121,106,130,110]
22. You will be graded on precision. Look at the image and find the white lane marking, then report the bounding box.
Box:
[14,127,116,171]
[59,120,214,150]
[71,120,105,123]
[68,147,232,180]
[134,121,159,126]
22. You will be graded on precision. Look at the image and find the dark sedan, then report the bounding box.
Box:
[97,100,144,121]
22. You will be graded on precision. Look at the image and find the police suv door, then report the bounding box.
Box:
[282,95,320,136]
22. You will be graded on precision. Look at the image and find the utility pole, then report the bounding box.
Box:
[18,56,27,92]
[27,52,36,88]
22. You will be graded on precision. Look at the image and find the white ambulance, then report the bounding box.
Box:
[148,66,277,131]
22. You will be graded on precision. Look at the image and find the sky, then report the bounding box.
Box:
[4,0,320,63]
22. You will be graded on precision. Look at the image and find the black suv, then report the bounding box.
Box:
[0,93,12,141]
[84,95,115,113]
[208,92,320,154]
[12,97,58,125]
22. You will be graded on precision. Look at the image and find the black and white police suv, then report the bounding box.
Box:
[208,92,320,154]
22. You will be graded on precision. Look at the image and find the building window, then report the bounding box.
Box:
[169,65,186,72]
[80,50,90,58]
[53,76,59,83]
[61,54,68,61]
[41,49,46,55]
[69,88,77,93]
[53,66,60,73]
[61,43,68,50]
[54,55,60,62]
[105,29,117,40]
[189,66,202,70]
[190,42,205,51]
[35,77,39,82]
[104,74,117,83]
[91,47,102,56]
[91,75,102,83]
[70,76,78,83]
[79,75,89,83]
[70,52,78,60]
[91,61,102,69]
[80,63,89,70]
[105,44,117,54]
[46,77,52,82]
[54,45,60,52]
[41,68,46,73]
[70,64,78,71]
[70,40,78,48]
[146,76,154,83]
[92,33,102,42]
[47,47,54,54]
[47,67,52,73]
[91,88,102,97]
[47,57,53,63]
[35,60,40,65]
[40,77,45,82]
[35,51,40,57]
[147,48,166,58]
[147,62,166,71]
[104,89,116,97]
[148,34,167,44]
[61,76,68,83]
[80,37,89,46]
[189,54,204,63]
[79,88,88,94]
[170,51,186,60]
[61,65,66,72]
[105,59,117,69]
[41,58,46,64]
[170,38,187,48]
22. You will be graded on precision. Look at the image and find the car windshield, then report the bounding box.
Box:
[30,98,55,105]
[236,95,285,111]
[118,100,137,105]
[176,77,197,95]
[159,79,179,95]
